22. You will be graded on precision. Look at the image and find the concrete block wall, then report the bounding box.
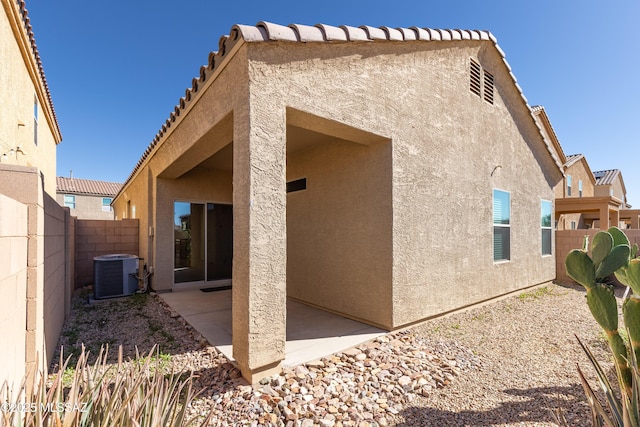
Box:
[42,194,71,366]
[0,193,28,392]
[75,219,139,287]
[556,229,640,284]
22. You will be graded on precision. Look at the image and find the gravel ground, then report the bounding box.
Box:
[52,283,619,426]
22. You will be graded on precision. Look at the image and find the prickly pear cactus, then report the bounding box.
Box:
[565,228,633,394]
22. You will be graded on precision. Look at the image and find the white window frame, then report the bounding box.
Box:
[493,189,511,263]
[63,194,75,209]
[578,180,583,197]
[541,199,552,256]
[102,197,112,212]
[567,175,572,197]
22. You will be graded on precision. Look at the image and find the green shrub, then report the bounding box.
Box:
[0,345,211,427]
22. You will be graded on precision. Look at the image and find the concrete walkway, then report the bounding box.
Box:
[159,289,385,367]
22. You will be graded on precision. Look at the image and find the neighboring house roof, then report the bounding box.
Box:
[531,105,566,166]
[56,177,122,197]
[119,21,564,197]
[564,154,583,168]
[594,169,620,186]
[2,0,61,142]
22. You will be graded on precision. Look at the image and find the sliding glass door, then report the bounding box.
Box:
[174,202,232,286]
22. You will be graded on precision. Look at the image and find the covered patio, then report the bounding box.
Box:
[159,289,385,368]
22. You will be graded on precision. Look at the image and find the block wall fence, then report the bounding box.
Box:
[555,229,640,284]
[74,219,139,288]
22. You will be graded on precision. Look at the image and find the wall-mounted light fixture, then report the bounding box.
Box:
[1,146,27,162]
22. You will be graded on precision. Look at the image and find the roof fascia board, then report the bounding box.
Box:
[115,37,246,202]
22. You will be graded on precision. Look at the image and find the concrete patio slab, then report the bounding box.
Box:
[159,289,386,367]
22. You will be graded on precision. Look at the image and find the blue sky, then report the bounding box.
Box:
[27,1,639,207]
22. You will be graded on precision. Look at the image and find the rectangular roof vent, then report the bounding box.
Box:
[470,59,481,97]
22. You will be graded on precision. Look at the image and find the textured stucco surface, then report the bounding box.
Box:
[55,193,116,220]
[246,40,560,327]
[0,2,58,197]
[115,37,562,379]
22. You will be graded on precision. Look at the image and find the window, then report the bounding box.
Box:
[63,195,75,209]
[493,189,510,262]
[567,175,572,197]
[33,95,38,146]
[541,200,552,256]
[578,180,583,197]
[102,197,112,212]
[571,221,577,230]
[610,189,614,197]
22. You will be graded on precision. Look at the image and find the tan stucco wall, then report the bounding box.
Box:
[0,192,28,392]
[565,161,594,198]
[0,2,58,197]
[595,175,626,203]
[116,38,562,378]
[246,40,560,328]
[286,134,393,328]
[56,193,116,220]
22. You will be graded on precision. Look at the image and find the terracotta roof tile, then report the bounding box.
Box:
[119,22,563,197]
[57,177,122,196]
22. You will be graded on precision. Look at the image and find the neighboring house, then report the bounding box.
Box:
[0,0,61,197]
[532,106,634,230]
[0,0,68,391]
[56,176,122,220]
[113,22,563,382]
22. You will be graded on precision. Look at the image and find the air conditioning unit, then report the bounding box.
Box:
[93,254,139,299]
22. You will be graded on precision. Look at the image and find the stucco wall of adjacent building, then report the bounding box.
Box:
[56,193,115,220]
[595,175,626,203]
[246,40,560,328]
[0,2,59,197]
[0,192,28,392]
[565,161,594,198]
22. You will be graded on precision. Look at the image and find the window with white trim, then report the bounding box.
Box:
[541,200,552,255]
[493,189,510,262]
[567,175,572,197]
[578,180,583,197]
[63,195,75,209]
[102,197,112,212]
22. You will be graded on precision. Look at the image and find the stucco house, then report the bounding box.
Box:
[56,176,122,219]
[0,0,61,196]
[1,0,67,390]
[532,106,637,230]
[113,22,563,381]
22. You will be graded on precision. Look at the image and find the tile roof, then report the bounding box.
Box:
[10,0,61,140]
[120,21,564,195]
[593,169,620,186]
[56,176,122,196]
[564,154,583,168]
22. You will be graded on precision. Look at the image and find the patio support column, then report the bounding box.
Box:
[611,209,620,229]
[632,215,640,230]
[599,205,610,229]
[232,105,287,383]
